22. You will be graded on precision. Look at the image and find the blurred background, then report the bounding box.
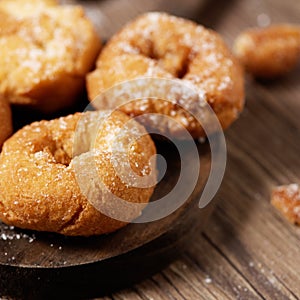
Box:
[61,0,299,43]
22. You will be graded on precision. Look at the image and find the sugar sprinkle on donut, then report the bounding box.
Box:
[87,12,245,138]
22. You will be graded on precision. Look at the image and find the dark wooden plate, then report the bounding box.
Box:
[0,1,216,298]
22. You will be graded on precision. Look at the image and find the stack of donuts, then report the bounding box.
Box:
[0,0,245,236]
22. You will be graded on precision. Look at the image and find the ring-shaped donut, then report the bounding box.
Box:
[0,0,101,113]
[0,110,156,236]
[87,12,245,138]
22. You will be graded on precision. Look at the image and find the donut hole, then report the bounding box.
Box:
[71,131,92,159]
[51,145,72,166]
[70,111,107,159]
[177,57,190,79]
[30,132,73,166]
[144,40,159,61]
[148,46,191,78]
[129,33,191,79]
[41,142,72,166]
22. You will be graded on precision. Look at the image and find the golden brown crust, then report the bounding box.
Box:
[0,0,101,113]
[234,24,300,79]
[0,110,156,236]
[0,96,12,148]
[271,184,300,225]
[87,12,245,138]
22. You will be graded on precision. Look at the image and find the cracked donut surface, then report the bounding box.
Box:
[0,110,156,236]
[87,12,245,138]
[0,0,101,113]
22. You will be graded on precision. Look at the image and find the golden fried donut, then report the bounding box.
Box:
[0,110,156,236]
[0,0,101,113]
[234,24,300,79]
[87,12,245,138]
[0,96,12,148]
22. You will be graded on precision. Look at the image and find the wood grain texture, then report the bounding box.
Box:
[1,0,299,299]
[82,0,299,299]
[0,139,214,299]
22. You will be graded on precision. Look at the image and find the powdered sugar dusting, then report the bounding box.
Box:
[272,183,300,225]
[0,224,36,243]
[89,12,243,138]
[0,0,100,102]
[275,183,300,201]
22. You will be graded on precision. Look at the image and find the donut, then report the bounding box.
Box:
[87,12,245,138]
[0,110,156,236]
[233,24,300,79]
[0,96,12,148]
[0,0,101,113]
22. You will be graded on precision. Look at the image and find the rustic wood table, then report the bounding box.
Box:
[1,0,298,299]
[78,0,299,299]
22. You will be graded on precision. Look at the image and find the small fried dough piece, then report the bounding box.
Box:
[271,184,300,225]
[234,24,300,79]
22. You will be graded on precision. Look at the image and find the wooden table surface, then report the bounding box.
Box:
[75,0,300,299]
